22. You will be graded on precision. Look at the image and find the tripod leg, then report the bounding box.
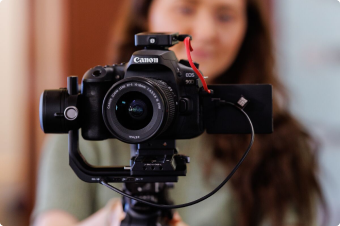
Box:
[120,210,161,226]
[120,182,172,226]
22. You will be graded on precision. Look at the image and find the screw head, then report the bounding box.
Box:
[149,38,156,44]
[64,106,78,121]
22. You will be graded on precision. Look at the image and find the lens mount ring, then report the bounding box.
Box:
[102,77,175,143]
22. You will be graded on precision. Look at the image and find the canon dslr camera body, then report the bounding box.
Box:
[41,33,206,143]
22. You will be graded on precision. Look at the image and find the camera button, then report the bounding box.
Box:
[149,37,157,45]
[92,69,102,77]
[176,67,182,76]
[179,59,199,69]
[64,106,78,121]
[179,99,188,113]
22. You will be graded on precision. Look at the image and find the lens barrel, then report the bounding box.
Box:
[102,77,175,143]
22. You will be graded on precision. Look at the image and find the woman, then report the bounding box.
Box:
[32,0,325,225]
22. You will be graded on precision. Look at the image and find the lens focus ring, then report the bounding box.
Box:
[145,78,176,134]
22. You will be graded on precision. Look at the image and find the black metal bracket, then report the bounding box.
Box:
[68,130,186,183]
[66,76,188,183]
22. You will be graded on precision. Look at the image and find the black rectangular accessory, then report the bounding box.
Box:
[203,84,273,134]
[135,32,180,47]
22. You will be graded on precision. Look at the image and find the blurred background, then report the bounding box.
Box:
[0,0,339,225]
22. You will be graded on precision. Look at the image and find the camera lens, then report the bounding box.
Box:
[102,77,175,143]
[115,92,153,130]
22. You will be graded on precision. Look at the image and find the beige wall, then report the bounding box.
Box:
[0,0,67,224]
[0,0,30,184]
[0,0,123,224]
[33,0,68,156]
[0,0,32,225]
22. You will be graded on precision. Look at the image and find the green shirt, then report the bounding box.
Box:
[31,134,299,226]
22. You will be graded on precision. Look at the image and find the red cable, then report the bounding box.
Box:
[184,37,211,94]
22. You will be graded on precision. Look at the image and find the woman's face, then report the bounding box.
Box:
[148,0,247,83]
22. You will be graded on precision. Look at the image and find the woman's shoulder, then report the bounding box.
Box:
[176,133,212,155]
[42,134,131,166]
[42,133,212,169]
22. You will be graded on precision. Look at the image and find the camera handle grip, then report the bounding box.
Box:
[67,76,132,183]
[68,129,131,183]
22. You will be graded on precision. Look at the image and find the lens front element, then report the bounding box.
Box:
[102,77,175,143]
[115,92,153,130]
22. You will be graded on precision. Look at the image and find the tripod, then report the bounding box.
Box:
[120,182,173,226]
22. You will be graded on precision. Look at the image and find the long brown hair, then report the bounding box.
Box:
[108,0,326,225]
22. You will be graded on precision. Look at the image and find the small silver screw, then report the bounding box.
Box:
[237,97,248,107]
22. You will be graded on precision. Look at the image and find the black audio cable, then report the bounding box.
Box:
[100,100,254,209]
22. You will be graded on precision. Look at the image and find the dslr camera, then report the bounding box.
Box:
[39,32,272,183]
